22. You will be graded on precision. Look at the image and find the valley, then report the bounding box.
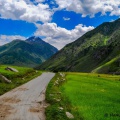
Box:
[0,11,120,120]
[0,67,119,120]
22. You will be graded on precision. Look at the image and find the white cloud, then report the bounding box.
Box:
[55,0,120,17]
[34,0,45,3]
[1,0,120,50]
[0,35,26,46]
[34,23,94,49]
[0,0,52,22]
[0,0,120,23]
[63,17,70,21]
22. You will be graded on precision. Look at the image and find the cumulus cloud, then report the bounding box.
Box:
[0,35,26,46]
[55,0,120,17]
[34,0,45,3]
[0,0,120,23]
[0,0,52,22]
[1,0,120,49]
[34,23,94,49]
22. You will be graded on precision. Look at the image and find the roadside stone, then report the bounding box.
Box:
[5,67,18,72]
[58,107,64,110]
[22,78,25,80]
[53,98,61,102]
[60,73,65,77]
[54,81,59,85]
[43,105,48,108]
[0,74,11,83]
[56,99,61,102]
[66,112,74,119]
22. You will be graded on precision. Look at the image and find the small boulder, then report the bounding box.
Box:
[58,107,64,110]
[5,67,18,72]
[66,112,74,119]
[56,99,61,102]
[22,78,25,80]
[0,74,11,83]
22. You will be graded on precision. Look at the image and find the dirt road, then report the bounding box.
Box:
[0,72,55,120]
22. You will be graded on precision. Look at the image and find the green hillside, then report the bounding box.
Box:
[38,18,120,74]
[0,36,58,67]
[0,65,42,95]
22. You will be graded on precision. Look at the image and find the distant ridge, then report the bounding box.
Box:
[0,36,58,67]
[38,18,120,74]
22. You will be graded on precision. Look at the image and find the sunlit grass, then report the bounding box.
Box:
[46,72,120,120]
[62,73,120,120]
[0,65,42,95]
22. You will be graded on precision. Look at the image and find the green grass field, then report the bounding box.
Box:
[0,65,42,95]
[46,72,120,120]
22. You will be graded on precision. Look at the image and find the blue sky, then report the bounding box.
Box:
[0,0,119,49]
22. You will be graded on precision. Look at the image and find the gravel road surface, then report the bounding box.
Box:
[0,72,55,120]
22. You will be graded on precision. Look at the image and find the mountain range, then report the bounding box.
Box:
[0,36,58,67]
[38,18,120,74]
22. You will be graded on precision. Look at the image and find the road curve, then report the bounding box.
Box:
[0,72,55,120]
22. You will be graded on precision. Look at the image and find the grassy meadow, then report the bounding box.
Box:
[0,65,42,95]
[46,72,120,120]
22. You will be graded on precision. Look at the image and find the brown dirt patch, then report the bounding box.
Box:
[0,104,13,120]
[18,87,28,91]
[29,107,42,113]
[2,97,21,103]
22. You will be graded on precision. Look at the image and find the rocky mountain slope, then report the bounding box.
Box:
[0,36,58,67]
[38,19,120,74]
